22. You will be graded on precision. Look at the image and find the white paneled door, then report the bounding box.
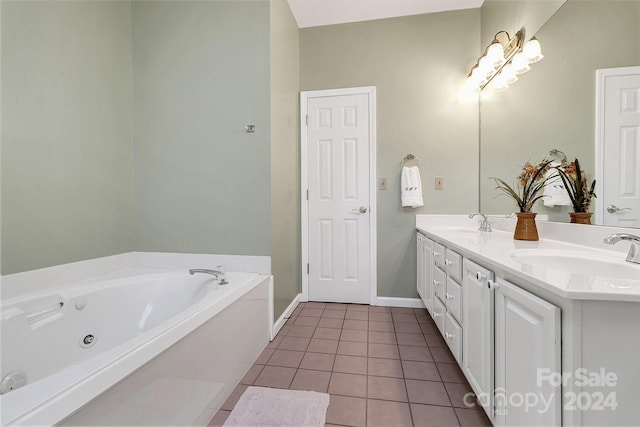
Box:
[303,88,375,304]
[597,67,640,227]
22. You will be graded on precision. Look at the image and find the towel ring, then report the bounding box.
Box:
[402,154,419,167]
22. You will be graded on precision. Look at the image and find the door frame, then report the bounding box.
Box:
[595,66,640,225]
[300,86,377,304]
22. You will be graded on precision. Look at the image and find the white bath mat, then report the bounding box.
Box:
[223,386,329,427]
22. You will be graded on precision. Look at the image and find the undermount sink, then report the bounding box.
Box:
[509,249,640,281]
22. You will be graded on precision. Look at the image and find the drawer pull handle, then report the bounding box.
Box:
[487,280,499,290]
[433,280,440,286]
[446,293,454,300]
[476,271,487,281]
[433,251,440,257]
[433,312,441,318]
[445,332,453,339]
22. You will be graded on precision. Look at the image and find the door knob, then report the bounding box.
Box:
[607,204,631,214]
[352,206,368,214]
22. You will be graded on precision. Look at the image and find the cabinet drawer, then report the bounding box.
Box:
[433,266,446,301]
[444,312,463,364]
[444,249,463,282]
[445,277,462,323]
[432,296,446,335]
[433,242,445,269]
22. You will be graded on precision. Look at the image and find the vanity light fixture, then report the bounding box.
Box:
[465,31,544,92]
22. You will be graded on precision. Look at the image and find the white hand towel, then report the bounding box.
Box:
[543,162,572,207]
[401,166,424,208]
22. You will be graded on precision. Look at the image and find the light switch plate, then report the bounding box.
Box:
[435,176,444,190]
[379,177,388,190]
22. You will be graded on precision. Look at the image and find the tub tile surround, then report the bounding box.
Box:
[1,252,271,300]
[211,302,492,427]
[416,215,640,302]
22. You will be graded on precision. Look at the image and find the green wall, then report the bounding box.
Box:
[299,9,481,298]
[1,1,134,274]
[132,1,271,255]
[270,0,301,318]
[1,0,271,275]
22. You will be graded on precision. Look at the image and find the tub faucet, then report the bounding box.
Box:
[189,265,229,285]
[469,212,492,232]
[603,234,640,264]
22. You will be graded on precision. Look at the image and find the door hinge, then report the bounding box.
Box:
[305,114,309,126]
[307,263,310,274]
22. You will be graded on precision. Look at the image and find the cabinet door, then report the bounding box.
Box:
[423,237,434,315]
[495,278,561,427]
[444,311,463,364]
[462,259,495,421]
[433,266,446,302]
[416,233,425,300]
[432,296,445,335]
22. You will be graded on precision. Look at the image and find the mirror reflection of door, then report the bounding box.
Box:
[596,66,640,227]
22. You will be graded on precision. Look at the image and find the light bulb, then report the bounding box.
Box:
[523,37,544,63]
[486,42,505,69]
[500,64,518,84]
[472,67,488,87]
[512,52,530,74]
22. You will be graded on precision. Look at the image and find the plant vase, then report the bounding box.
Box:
[569,212,592,225]
[514,212,539,241]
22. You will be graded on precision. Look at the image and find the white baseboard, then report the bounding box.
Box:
[271,293,302,339]
[375,297,425,308]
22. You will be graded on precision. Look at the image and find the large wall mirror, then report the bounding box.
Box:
[479,0,640,228]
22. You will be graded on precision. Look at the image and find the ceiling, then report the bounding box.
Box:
[287,0,484,28]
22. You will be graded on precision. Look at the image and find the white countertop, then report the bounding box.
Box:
[416,215,640,302]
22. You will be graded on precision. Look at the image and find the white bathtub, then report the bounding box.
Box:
[1,269,271,425]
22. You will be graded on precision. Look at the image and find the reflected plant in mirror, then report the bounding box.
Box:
[555,158,596,224]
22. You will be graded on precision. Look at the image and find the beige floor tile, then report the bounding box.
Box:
[368,343,400,359]
[329,372,367,397]
[340,329,368,342]
[326,395,366,427]
[398,345,433,362]
[402,360,442,381]
[333,354,368,375]
[337,340,368,357]
[307,338,339,354]
[314,327,342,340]
[290,369,331,393]
[367,357,403,378]
[253,365,296,389]
[368,330,397,344]
[405,379,451,406]
[368,321,394,332]
[266,349,304,368]
[410,403,460,427]
[367,376,407,401]
[366,399,413,427]
[299,351,335,371]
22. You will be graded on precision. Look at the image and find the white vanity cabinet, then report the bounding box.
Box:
[418,233,562,426]
[494,278,561,427]
[431,241,464,363]
[462,259,495,420]
[416,232,434,315]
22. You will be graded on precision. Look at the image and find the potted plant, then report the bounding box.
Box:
[493,159,554,240]
[555,158,596,224]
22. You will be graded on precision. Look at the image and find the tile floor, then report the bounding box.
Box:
[210,302,492,427]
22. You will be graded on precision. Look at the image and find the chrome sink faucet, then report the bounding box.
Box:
[469,212,492,232]
[189,265,229,284]
[603,234,640,264]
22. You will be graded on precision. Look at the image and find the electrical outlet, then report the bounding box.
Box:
[379,177,388,190]
[435,176,445,190]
